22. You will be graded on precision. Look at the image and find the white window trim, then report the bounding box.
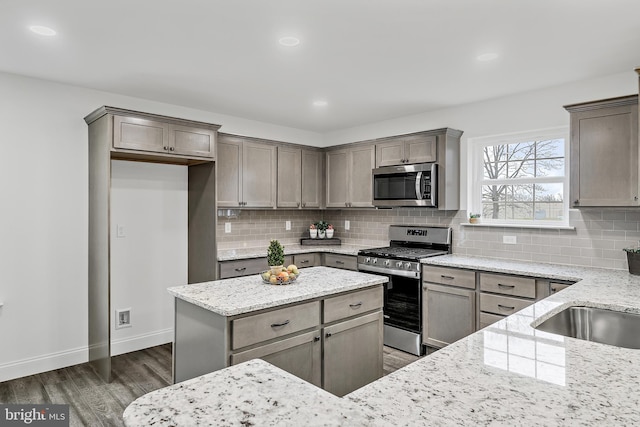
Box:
[467,126,570,228]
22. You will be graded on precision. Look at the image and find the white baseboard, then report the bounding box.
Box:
[110,328,173,356]
[0,328,174,383]
[0,346,87,383]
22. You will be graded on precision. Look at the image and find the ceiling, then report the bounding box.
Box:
[2,0,640,133]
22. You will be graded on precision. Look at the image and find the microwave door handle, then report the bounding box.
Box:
[415,172,423,200]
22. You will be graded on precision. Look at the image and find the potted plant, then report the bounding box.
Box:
[267,239,285,274]
[469,213,481,224]
[326,224,334,239]
[624,246,640,275]
[309,224,317,239]
[315,220,329,239]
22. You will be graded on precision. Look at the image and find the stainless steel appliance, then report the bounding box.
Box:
[357,225,452,356]
[372,163,437,207]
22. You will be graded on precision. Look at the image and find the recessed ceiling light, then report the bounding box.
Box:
[477,53,498,62]
[29,25,57,36]
[312,100,328,107]
[279,36,300,47]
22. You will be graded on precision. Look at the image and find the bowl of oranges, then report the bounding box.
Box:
[261,264,300,285]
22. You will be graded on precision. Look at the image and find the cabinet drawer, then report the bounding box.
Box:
[480,273,536,298]
[422,266,475,289]
[324,286,383,324]
[479,312,504,329]
[324,254,357,271]
[219,257,267,279]
[231,301,321,350]
[480,294,532,317]
[294,253,319,268]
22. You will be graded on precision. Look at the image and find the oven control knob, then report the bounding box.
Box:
[384,260,390,267]
[395,261,403,268]
[372,258,378,264]
[404,262,412,270]
[365,257,371,264]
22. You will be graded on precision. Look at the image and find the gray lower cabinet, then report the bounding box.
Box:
[323,311,383,397]
[219,256,293,279]
[323,253,358,271]
[173,285,384,396]
[293,253,320,268]
[422,283,476,348]
[565,95,638,207]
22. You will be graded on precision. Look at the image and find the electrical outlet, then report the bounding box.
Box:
[286,221,291,230]
[225,222,231,233]
[117,224,126,238]
[345,220,350,231]
[503,235,517,244]
[115,308,132,329]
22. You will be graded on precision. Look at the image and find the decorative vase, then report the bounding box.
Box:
[318,230,326,239]
[270,265,284,275]
[309,229,318,239]
[326,229,334,239]
[469,217,479,224]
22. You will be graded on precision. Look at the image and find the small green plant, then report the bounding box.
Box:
[314,220,329,231]
[267,239,285,266]
[469,213,481,219]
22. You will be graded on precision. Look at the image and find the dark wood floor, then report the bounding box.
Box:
[0,344,420,426]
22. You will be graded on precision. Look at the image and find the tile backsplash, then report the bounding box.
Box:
[217,207,637,271]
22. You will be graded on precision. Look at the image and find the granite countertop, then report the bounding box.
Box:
[217,243,373,261]
[129,255,640,425]
[167,266,388,317]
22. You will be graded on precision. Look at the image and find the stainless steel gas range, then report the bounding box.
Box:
[357,225,452,356]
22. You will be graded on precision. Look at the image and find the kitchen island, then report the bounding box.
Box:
[168,267,387,394]
[125,256,640,426]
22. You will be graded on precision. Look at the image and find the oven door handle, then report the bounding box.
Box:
[415,171,423,200]
[357,264,419,278]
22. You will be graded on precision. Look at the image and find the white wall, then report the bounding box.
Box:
[0,71,321,382]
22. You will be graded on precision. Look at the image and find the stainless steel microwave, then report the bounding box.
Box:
[372,163,437,207]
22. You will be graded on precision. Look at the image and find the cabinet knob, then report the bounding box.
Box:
[314,336,321,342]
[163,146,169,151]
[325,332,332,338]
[302,202,306,207]
[574,199,579,205]
[296,202,300,207]
[345,202,349,207]
[169,147,175,151]
[635,196,639,201]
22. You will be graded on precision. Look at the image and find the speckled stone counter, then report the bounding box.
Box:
[217,243,372,261]
[123,359,376,427]
[168,266,388,316]
[129,256,640,425]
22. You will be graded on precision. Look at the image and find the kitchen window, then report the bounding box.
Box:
[469,127,569,227]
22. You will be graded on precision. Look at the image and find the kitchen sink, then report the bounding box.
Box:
[534,306,640,349]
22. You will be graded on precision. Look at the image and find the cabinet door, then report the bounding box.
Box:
[277,147,302,208]
[570,101,639,206]
[301,150,322,208]
[113,116,169,153]
[323,311,383,397]
[422,283,475,348]
[169,124,216,158]
[217,137,243,207]
[230,330,321,387]
[348,145,375,207]
[243,141,277,208]
[404,135,437,164]
[326,149,349,208]
[323,254,357,271]
[375,139,405,167]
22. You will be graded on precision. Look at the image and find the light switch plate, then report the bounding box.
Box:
[286,221,291,230]
[345,220,350,231]
[503,235,517,244]
[117,224,126,238]
[225,222,231,233]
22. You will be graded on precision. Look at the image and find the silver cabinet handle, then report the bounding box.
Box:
[440,275,455,280]
[234,267,247,272]
[349,302,363,309]
[498,304,515,311]
[300,260,310,264]
[335,260,345,265]
[270,320,290,328]
[498,284,515,289]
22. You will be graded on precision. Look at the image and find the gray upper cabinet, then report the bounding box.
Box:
[277,147,323,209]
[376,134,437,167]
[113,115,216,160]
[217,134,277,208]
[326,144,375,208]
[565,95,639,207]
